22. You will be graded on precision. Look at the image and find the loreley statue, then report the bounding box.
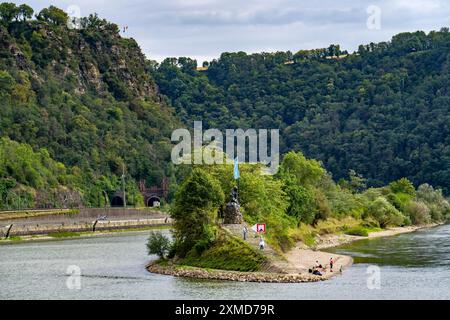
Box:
[223,186,243,224]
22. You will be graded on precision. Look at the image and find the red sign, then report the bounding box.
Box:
[255,223,266,233]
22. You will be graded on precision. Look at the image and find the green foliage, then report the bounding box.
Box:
[0,2,17,23]
[181,230,267,272]
[170,168,224,257]
[147,232,171,259]
[415,184,449,222]
[0,5,180,208]
[405,201,431,225]
[36,6,68,25]
[344,226,369,237]
[48,231,81,238]
[279,151,325,186]
[389,178,416,197]
[153,30,450,194]
[363,197,405,228]
[284,180,316,224]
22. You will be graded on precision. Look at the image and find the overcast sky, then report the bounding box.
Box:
[12,0,450,63]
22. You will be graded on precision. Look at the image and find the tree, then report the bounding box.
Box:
[147,232,171,259]
[405,201,431,225]
[18,4,33,21]
[283,174,316,224]
[348,170,367,193]
[279,151,325,186]
[0,70,15,93]
[364,197,405,228]
[170,168,224,257]
[389,178,416,197]
[37,6,68,25]
[0,3,18,24]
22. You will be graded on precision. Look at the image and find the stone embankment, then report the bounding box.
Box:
[0,208,171,237]
[147,263,323,283]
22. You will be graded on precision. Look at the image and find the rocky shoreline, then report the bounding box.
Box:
[147,223,443,283]
[147,263,324,283]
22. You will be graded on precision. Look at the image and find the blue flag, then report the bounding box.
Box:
[234,157,240,180]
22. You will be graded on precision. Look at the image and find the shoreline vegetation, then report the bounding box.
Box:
[147,222,444,283]
[144,149,449,283]
[145,151,449,283]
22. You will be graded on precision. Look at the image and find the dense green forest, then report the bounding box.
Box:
[152,29,450,194]
[0,3,449,215]
[0,4,178,209]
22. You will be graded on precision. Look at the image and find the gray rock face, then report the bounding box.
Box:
[223,201,243,224]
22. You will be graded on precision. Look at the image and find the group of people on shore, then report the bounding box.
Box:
[242,225,340,277]
[309,258,335,276]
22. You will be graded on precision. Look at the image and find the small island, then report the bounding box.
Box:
[147,152,449,283]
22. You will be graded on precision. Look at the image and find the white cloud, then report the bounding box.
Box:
[11,0,450,62]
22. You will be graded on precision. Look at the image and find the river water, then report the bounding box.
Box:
[0,224,449,300]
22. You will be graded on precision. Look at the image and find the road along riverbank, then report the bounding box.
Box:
[0,208,171,240]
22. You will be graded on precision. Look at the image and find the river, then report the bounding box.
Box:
[0,224,449,300]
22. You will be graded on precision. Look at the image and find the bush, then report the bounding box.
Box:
[363,196,405,228]
[345,226,369,237]
[415,184,450,222]
[405,201,431,225]
[147,232,171,259]
[389,178,416,197]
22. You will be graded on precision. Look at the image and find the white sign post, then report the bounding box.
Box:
[252,223,266,233]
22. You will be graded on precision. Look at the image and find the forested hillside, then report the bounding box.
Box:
[153,29,450,193]
[1,3,449,211]
[0,4,178,208]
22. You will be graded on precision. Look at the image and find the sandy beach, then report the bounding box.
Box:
[279,223,443,280]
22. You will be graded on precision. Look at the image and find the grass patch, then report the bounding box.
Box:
[344,226,369,236]
[344,225,383,237]
[315,217,361,235]
[289,223,317,247]
[48,231,81,238]
[0,209,79,221]
[180,230,267,272]
[9,236,22,241]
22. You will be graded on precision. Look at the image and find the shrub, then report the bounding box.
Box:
[345,226,369,237]
[147,232,171,259]
[405,201,431,225]
[363,197,405,228]
[415,184,450,222]
[389,178,416,197]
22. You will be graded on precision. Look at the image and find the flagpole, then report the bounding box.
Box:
[237,176,240,203]
[234,157,240,203]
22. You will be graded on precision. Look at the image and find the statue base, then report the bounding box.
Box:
[223,201,243,224]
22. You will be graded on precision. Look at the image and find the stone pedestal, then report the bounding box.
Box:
[223,201,243,224]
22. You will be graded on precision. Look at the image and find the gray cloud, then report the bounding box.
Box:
[10,0,450,62]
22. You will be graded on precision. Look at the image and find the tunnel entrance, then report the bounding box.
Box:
[111,196,124,207]
[147,196,161,207]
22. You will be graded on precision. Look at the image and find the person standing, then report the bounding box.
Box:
[259,236,265,250]
[330,257,334,272]
[243,226,248,241]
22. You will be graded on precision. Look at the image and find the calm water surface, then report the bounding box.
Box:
[0,224,449,300]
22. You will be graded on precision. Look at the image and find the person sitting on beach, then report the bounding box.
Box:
[315,260,323,269]
[312,269,322,276]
